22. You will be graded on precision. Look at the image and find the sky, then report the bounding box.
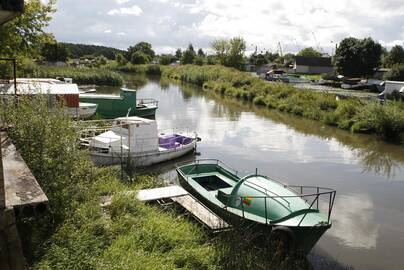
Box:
[45,0,404,54]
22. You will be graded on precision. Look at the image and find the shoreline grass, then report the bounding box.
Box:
[160,65,404,144]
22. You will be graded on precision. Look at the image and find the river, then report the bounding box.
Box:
[99,75,404,270]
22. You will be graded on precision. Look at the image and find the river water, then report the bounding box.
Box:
[100,75,404,270]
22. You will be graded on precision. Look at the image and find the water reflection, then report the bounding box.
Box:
[195,89,404,179]
[328,194,379,250]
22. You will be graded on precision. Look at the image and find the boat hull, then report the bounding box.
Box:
[178,173,329,254]
[79,89,158,119]
[91,141,196,167]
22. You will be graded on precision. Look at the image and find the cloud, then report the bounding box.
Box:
[116,32,127,36]
[104,29,112,33]
[108,5,143,16]
[47,0,404,54]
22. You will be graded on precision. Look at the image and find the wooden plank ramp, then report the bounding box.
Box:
[137,185,231,232]
[171,195,231,232]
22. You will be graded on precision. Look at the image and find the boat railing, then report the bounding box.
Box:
[221,187,336,226]
[176,159,240,177]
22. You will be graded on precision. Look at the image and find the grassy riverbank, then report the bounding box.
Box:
[1,97,309,270]
[161,65,404,144]
[22,65,124,86]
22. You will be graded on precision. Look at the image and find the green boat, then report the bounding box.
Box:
[79,88,158,119]
[176,159,336,254]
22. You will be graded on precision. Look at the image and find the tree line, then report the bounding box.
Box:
[1,0,404,81]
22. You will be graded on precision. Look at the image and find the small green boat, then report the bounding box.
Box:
[79,88,158,119]
[177,159,336,254]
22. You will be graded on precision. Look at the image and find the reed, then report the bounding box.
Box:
[22,66,124,86]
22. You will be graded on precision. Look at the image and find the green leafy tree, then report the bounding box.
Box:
[131,51,149,64]
[116,53,127,66]
[41,42,69,62]
[250,53,267,65]
[127,42,155,61]
[197,48,205,57]
[385,45,404,67]
[194,56,204,66]
[0,0,56,58]
[297,47,322,57]
[159,54,175,65]
[181,44,196,64]
[211,37,246,70]
[206,55,216,65]
[175,48,182,60]
[335,37,382,77]
[211,39,230,66]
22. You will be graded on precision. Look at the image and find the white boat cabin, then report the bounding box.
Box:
[89,117,159,154]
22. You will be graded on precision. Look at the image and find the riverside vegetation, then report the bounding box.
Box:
[159,65,404,144]
[1,97,311,270]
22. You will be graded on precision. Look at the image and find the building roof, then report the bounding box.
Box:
[1,78,80,95]
[295,56,332,67]
[0,0,24,25]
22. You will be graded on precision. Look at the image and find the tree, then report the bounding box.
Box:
[0,0,56,58]
[181,44,196,64]
[197,48,205,57]
[131,51,149,64]
[335,37,382,77]
[297,47,322,57]
[249,53,267,65]
[127,42,155,61]
[227,37,246,70]
[211,39,230,66]
[116,53,127,65]
[159,54,175,65]
[206,55,216,65]
[41,42,69,62]
[175,48,182,60]
[194,56,204,66]
[211,37,246,70]
[385,45,404,67]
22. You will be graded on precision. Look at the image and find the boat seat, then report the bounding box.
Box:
[217,187,233,205]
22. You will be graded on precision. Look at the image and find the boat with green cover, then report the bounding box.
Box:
[177,159,336,254]
[79,88,158,119]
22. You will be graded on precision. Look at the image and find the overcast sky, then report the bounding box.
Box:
[46,0,404,54]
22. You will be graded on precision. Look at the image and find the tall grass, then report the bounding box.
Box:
[162,65,404,144]
[113,63,162,76]
[22,66,124,86]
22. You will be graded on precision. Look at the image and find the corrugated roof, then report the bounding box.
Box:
[295,56,332,67]
[1,78,79,95]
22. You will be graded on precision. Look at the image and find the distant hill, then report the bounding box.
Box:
[62,42,126,60]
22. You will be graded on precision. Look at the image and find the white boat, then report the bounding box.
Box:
[82,116,199,167]
[0,78,98,119]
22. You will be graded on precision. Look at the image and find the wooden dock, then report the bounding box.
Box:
[137,185,230,232]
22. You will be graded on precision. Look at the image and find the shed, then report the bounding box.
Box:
[294,56,334,74]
